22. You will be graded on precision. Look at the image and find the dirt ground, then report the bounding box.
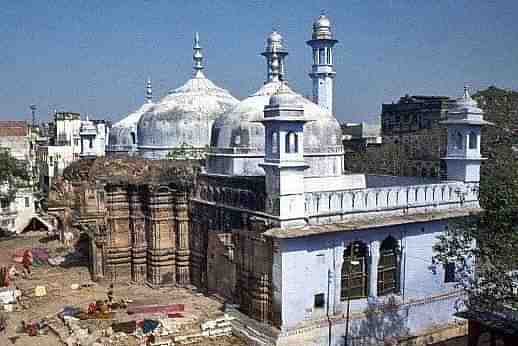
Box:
[0,235,245,346]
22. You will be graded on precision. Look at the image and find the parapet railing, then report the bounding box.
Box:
[304,181,479,217]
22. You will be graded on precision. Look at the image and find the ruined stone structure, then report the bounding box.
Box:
[53,158,195,287]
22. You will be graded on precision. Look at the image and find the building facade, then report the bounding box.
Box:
[0,121,38,234]
[379,95,452,178]
[75,15,487,346]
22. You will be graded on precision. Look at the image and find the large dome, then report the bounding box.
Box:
[208,80,343,176]
[137,74,238,159]
[137,34,239,160]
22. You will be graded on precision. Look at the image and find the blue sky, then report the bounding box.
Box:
[1,0,517,123]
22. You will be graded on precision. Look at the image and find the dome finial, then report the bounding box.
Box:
[463,83,471,100]
[146,77,153,103]
[193,32,204,78]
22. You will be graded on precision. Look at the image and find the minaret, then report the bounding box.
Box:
[146,77,153,103]
[306,13,338,114]
[261,30,288,83]
[193,32,204,78]
[259,54,309,227]
[441,85,492,182]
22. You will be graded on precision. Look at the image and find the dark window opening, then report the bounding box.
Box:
[378,236,400,296]
[444,262,456,283]
[314,293,325,308]
[468,131,477,149]
[341,241,369,300]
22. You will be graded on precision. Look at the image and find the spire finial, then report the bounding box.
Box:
[193,32,204,78]
[146,77,153,103]
[463,83,471,99]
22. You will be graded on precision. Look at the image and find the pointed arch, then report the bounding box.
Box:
[377,236,400,296]
[341,241,369,300]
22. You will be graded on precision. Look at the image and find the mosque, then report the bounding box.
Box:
[81,14,488,346]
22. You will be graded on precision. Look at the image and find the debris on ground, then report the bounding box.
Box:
[0,234,246,346]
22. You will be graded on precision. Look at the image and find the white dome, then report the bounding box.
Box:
[208,81,343,176]
[137,73,239,159]
[107,102,153,154]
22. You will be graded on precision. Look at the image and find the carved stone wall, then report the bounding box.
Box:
[83,181,190,288]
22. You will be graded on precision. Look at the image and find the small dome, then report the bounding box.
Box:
[268,85,300,108]
[107,102,153,154]
[266,31,284,51]
[314,15,331,29]
[311,14,334,40]
[455,86,482,113]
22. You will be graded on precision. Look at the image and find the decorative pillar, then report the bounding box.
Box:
[368,240,380,298]
[175,191,190,285]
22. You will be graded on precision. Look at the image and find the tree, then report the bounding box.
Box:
[434,148,518,314]
[0,150,29,202]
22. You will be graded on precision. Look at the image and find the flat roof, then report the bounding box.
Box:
[263,207,482,239]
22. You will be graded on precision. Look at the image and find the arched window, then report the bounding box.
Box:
[285,132,298,153]
[455,131,463,150]
[341,241,369,300]
[378,236,400,296]
[271,132,278,154]
[468,131,477,149]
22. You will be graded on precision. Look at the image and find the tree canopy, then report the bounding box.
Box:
[0,150,29,184]
[434,147,518,314]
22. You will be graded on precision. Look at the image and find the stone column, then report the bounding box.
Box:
[175,192,190,285]
[368,240,380,298]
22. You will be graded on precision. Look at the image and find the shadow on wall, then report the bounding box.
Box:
[348,296,411,346]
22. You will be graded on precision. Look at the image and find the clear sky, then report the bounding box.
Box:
[1,0,517,124]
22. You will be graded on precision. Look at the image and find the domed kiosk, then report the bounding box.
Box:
[137,33,239,160]
[208,30,344,177]
[107,79,154,155]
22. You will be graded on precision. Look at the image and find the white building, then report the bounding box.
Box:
[79,117,108,158]
[188,15,488,345]
[0,121,40,234]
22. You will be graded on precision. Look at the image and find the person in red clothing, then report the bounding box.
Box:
[22,250,33,277]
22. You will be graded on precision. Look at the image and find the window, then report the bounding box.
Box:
[341,241,369,300]
[444,262,456,283]
[25,197,30,208]
[89,138,93,149]
[378,236,400,296]
[314,293,325,308]
[0,198,8,209]
[131,132,136,145]
[285,132,298,153]
[271,132,278,154]
[468,131,477,149]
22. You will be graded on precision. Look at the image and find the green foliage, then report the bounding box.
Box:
[0,150,28,183]
[434,150,518,313]
[0,150,29,203]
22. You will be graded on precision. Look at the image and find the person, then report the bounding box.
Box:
[22,250,33,278]
[107,284,114,308]
[0,313,7,334]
